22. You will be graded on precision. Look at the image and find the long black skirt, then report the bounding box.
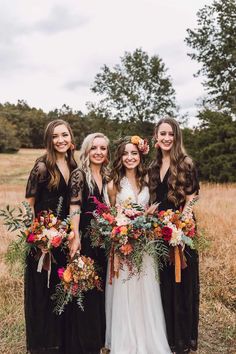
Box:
[160,247,200,354]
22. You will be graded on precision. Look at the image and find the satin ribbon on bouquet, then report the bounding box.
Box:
[36,250,54,288]
[169,245,187,283]
[109,244,120,284]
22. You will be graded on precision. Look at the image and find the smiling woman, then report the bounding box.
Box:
[65,132,110,354]
[24,119,77,354]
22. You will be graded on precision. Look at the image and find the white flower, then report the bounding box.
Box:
[169,228,183,246]
[42,227,58,240]
[51,217,57,225]
[115,211,129,226]
[78,257,85,269]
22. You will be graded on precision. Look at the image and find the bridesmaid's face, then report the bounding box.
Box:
[156,123,174,152]
[89,137,108,165]
[52,124,72,154]
[122,143,140,170]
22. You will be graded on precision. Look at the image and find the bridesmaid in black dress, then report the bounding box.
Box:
[25,119,77,354]
[66,132,110,354]
[149,117,200,354]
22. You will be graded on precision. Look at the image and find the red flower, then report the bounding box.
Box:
[161,226,172,241]
[51,236,62,247]
[27,233,36,243]
[187,227,195,238]
[158,210,165,217]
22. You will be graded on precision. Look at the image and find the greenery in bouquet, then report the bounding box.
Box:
[90,197,169,281]
[0,197,75,269]
[52,254,102,314]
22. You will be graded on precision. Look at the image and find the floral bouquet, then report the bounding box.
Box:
[90,197,168,283]
[149,196,199,283]
[0,199,75,287]
[52,253,102,314]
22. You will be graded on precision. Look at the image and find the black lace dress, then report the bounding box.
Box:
[64,168,107,354]
[154,167,200,354]
[25,159,70,354]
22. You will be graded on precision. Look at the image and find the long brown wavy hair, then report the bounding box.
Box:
[149,117,194,206]
[41,119,77,190]
[111,136,147,192]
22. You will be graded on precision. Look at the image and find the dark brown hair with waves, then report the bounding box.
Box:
[42,119,77,190]
[111,136,147,192]
[149,117,194,206]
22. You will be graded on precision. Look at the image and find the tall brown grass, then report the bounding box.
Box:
[0,150,235,353]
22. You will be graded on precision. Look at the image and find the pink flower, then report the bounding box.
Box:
[27,233,36,243]
[51,236,62,247]
[58,267,65,279]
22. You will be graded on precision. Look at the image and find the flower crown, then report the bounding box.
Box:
[130,135,149,155]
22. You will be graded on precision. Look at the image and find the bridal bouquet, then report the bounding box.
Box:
[90,197,168,282]
[52,254,102,314]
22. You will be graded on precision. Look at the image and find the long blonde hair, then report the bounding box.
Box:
[149,117,194,206]
[79,133,110,193]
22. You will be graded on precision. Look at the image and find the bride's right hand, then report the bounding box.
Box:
[145,203,159,215]
[69,235,81,258]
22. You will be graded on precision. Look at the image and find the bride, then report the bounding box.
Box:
[105,136,171,354]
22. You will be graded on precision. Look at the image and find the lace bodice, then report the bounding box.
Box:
[116,177,150,208]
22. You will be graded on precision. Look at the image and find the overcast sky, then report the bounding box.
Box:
[0,0,212,125]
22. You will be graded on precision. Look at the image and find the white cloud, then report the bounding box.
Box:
[0,0,212,125]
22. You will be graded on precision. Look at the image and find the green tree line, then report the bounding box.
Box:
[1,0,235,183]
[1,100,235,183]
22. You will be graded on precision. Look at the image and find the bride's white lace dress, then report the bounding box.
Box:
[105,177,171,354]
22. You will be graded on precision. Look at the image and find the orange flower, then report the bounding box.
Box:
[63,267,73,283]
[131,135,141,145]
[102,212,115,224]
[120,243,133,255]
[154,226,162,238]
[120,226,128,235]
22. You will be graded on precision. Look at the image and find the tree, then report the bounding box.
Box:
[0,116,20,152]
[185,0,236,113]
[91,48,176,122]
[186,109,236,182]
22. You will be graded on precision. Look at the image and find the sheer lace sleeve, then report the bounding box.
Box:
[69,168,85,207]
[25,160,48,198]
[185,162,199,195]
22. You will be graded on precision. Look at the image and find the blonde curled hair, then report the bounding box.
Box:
[79,133,110,193]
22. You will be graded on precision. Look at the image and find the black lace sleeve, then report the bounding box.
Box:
[185,162,200,195]
[69,168,85,207]
[25,160,48,198]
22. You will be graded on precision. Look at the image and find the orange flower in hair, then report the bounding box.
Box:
[130,135,149,155]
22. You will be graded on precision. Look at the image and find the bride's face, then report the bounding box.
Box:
[122,143,140,170]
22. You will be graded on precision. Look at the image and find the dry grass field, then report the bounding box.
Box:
[0,149,235,354]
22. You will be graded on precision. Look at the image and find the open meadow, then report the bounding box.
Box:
[0,149,235,354]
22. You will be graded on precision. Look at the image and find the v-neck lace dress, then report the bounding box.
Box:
[154,167,200,354]
[25,158,71,354]
[64,168,107,354]
[105,177,171,354]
